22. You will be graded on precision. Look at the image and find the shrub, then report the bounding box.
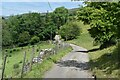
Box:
[5,49,8,52]
[13,49,16,51]
[19,60,22,64]
[13,63,19,69]
[59,21,81,41]
[36,48,39,52]
[118,42,120,62]
[9,50,12,53]
[30,36,39,45]
[16,48,20,51]
[9,55,12,57]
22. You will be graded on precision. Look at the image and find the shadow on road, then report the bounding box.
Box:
[57,60,89,70]
[75,48,100,53]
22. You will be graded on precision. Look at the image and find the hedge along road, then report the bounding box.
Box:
[44,44,92,78]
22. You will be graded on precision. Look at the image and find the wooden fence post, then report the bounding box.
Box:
[21,51,26,78]
[30,46,35,71]
[1,54,7,80]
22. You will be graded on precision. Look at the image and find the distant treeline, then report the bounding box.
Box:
[2,7,78,48]
[2,2,120,49]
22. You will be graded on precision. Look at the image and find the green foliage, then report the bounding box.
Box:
[2,6,78,48]
[30,36,39,45]
[59,21,81,40]
[77,7,95,24]
[77,2,120,48]
[2,19,13,46]
[18,31,30,46]
[53,7,69,29]
[2,12,57,48]
[13,63,19,69]
[117,42,120,64]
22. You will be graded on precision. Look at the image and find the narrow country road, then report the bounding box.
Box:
[44,44,92,78]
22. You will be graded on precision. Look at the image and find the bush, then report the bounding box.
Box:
[16,48,20,51]
[19,60,22,64]
[13,49,16,51]
[9,55,12,57]
[5,49,8,52]
[9,50,12,53]
[30,36,39,45]
[118,42,120,62]
[59,21,81,41]
[13,63,19,69]
[36,48,39,52]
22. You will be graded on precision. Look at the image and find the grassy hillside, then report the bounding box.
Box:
[68,21,98,49]
[3,41,72,78]
[68,21,119,78]
[3,42,55,78]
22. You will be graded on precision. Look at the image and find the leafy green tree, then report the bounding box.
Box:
[59,21,81,41]
[30,36,39,45]
[52,7,69,29]
[2,19,13,46]
[18,31,30,46]
[77,2,120,48]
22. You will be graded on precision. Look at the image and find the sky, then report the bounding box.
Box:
[1,1,84,16]
[0,1,83,16]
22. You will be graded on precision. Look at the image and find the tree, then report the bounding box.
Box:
[2,19,13,46]
[18,31,30,46]
[52,7,69,30]
[77,2,120,48]
[30,36,39,45]
[59,21,81,41]
[2,12,57,47]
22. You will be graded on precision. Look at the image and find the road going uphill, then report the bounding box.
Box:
[44,44,92,78]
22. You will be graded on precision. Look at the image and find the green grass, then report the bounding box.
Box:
[68,21,119,78]
[3,42,55,78]
[89,45,119,78]
[0,49,2,78]
[24,46,72,78]
[0,51,2,69]
[68,22,98,50]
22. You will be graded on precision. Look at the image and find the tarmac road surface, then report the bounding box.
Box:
[44,44,92,78]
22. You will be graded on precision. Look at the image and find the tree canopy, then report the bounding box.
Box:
[2,7,71,48]
[77,2,120,48]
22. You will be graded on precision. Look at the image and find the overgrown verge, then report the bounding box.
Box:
[89,45,119,78]
[24,46,72,78]
[68,22,119,78]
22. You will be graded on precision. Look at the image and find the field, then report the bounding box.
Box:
[3,42,55,78]
[68,22,119,78]
[2,41,72,78]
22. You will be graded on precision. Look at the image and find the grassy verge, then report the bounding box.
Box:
[68,22,119,78]
[68,23,98,50]
[3,42,55,78]
[24,46,72,78]
[0,50,2,78]
[89,45,119,78]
